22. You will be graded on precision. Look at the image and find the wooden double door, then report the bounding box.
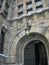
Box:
[24,41,48,65]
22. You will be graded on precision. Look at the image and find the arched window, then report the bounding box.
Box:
[0,30,5,54]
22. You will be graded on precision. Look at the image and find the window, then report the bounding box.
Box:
[18,4,23,11]
[36,1,42,6]
[35,0,43,11]
[3,10,8,18]
[0,0,3,9]
[26,1,33,14]
[5,1,9,12]
[36,5,43,11]
[6,2,9,8]
[0,31,5,54]
[27,8,33,14]
[26,1,32,8]
[18,4,23,17]
[18,11,23,17]
[35,0,42,6]
[35,0,41,2]
[5,6,8,12]
[3,1,9,18]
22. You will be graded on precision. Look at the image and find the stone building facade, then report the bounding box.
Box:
[0,0,49,65]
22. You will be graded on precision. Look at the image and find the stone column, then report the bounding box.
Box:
[42,0,47,8]
[32,0,38,24]
[32,0,36,11]
[14,0,18,17]
[23,0,27,28]
[23,0,26,14]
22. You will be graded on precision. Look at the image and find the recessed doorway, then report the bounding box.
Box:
[24,40,48,65]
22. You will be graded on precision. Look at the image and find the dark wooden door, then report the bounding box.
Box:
[24,41,48,65]
[24,42,36,65]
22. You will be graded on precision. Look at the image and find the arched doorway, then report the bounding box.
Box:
[15,33,49,65]
[24,40,48,65]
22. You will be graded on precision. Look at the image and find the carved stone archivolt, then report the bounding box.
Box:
[9,32,49,64]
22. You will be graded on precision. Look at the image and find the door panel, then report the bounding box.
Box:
[24,42,36,65]
[38,43,48,65]
[24,41,48,65]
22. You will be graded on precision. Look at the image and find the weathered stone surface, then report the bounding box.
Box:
[0,0,49,65]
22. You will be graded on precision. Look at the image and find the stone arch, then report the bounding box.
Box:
[15,32,49,65]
